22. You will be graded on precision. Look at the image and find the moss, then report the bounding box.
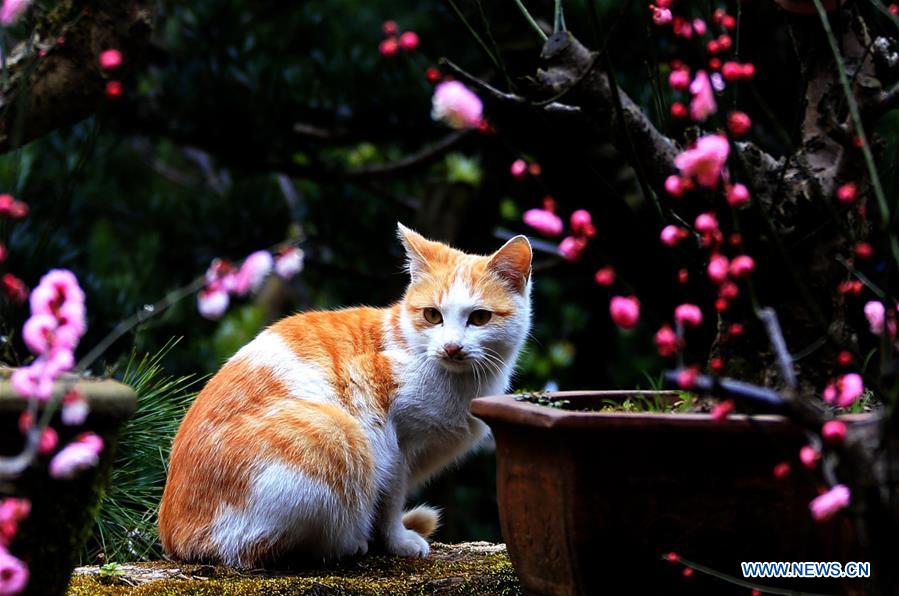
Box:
[68,543,521,595]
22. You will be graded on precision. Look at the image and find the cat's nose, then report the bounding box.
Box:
[443,343,464,359]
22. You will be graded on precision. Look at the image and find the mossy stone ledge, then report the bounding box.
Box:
[68,542,521,595]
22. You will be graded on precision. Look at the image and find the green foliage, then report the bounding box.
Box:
[84,340,201,563]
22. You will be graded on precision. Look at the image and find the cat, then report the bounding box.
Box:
[158,224,532,567]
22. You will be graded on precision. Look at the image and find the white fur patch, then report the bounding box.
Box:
[230,330,335,404]
[210,461,371,566]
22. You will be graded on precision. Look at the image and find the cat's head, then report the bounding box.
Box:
[396,223,532,375]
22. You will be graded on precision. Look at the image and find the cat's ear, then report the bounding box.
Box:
[487,235,532,293]
[397,223,440,282]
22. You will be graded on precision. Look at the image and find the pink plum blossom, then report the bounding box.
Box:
[677,367,698,389]
[274,247,304,280]
[49,433,104,480]
[675,304,703,327]
[863,301,896,337]
[569,210,594,237]
[594,267,615,286]
[823,373,864,408]
[651,6,672,25]
[99,49,123,70]
[61,390,89,426]
[729,255,756,278]
[234,251,273,295]
[711,400,735,421]
[822,420,847,445]
[660,225,686,247]
[610,296,640,329]
[523,209,563,237]
[800,445,820,469]
[11,364,53,401]
[510,159,528,178]
[809,485,850,521]
[431,81,483,130]
[675,135,729,188]
[668,69,690,90]
[654,325,678,356]
[707,254,729,284]
[22,314,56,355]
[692,18,707,35]
[664,175,685,197]
[399,31,419,51]
[198,289,229,320]
[37,427,58,456]
[726,183,750,207]
[0,0,31,25]
[689,71,717,121]
[558,236,587,261]
[694,212,719,234]
[0,546,28,595]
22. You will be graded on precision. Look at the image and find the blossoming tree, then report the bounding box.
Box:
[427,0,899,591]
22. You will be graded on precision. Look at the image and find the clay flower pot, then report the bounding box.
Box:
[471,391,868,596]
[0,371,136,596]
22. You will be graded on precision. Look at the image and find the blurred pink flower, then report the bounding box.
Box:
[510,159,528,178]
[707,254,729,284]
[11,362,53,401]
[610,296,640,329]
[48,433,103,480]
[694,212,719,233]
[0,0,31,25]
[823,373,864,408]
[674,304,703,327]
[198,288,229,320]
[0,546,28,594]
[654,325,678,357]
[399,31,419,51]
[675,135,729,188]
[274,247,304,280]
[822,420,847,445]
[689,71,717,121]
[431,81,483,129]
[558,236,587,261]
[651,6,672,25]
[62,390,89,426]
[809,485,850,521]
[664,175,685,197]
[569,210,595,238]
[660,225,685,247]
[863,301,896,337]
[234,251,273,295]
[799,445,819,469]
[729,255,755,278]
[726,183,750,207]
[22,314,56,355]
[37,427,58,456]
[99,49,123,70]
[523,209,563,237]
[668,68,690,90]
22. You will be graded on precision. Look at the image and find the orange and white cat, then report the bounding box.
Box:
[159,224,532,567]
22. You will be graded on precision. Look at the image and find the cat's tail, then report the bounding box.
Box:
[402,505,441,538]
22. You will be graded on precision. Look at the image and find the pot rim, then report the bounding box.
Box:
[471,390,871,431]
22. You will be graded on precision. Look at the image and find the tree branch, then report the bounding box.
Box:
[0,0,154,153]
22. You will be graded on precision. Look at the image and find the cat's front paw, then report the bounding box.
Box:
[386,528,430,558]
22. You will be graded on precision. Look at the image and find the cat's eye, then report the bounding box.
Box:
[423,307,443,325]
[468,309,493,326]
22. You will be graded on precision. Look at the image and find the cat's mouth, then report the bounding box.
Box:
[436,355,472,372]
